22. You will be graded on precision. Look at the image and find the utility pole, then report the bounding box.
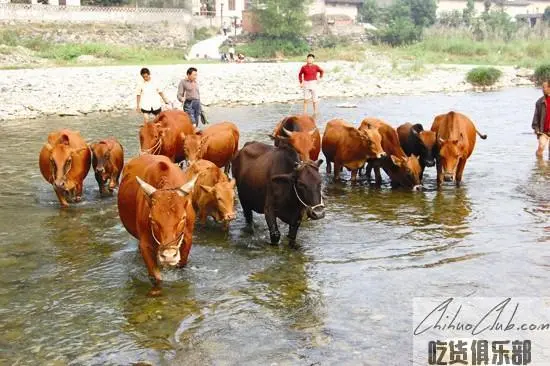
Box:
[220,1,224,30]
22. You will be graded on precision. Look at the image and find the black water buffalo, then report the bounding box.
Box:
[396,122,437,181]
[232,141,325,245]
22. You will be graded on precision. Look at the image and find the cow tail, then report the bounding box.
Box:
[476,129,487,140]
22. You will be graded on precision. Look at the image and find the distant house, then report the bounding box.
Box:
[309,0,365,20]
[192,0,246,21]
[436,0,550,21]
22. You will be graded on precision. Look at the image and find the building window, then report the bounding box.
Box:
[229,0,236,10]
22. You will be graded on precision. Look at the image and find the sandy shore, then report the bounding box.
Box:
[0,60,534,121]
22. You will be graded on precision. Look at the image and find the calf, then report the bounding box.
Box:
[182,159,236,230]
[38,129,91,207]
[397,122,437,181]
[90,138,124,195]
[360,118,422,190]
[321,118,385,182]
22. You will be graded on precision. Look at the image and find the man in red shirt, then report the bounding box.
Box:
[299,53,324,116]
[531,79,550,158]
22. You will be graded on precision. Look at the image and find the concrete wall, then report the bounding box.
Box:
[0,3,209,25]
[324,2,359,19]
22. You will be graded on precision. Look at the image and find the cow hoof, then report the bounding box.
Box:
[270,233,281,245]
[147,287,162,297]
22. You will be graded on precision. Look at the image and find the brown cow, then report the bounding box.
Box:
[38,129,91,207]
[182,121,240,174]
[117,154,198,295]
[90,138,124,196]
[182,159,236,230]
[360,118,422,190]
[430,111,487,187]
[270,114,321,161]
[321,119,385,182]
[397,122,437,181]
[139,110,194,163]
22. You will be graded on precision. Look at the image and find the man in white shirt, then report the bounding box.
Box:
[136,67,169,123]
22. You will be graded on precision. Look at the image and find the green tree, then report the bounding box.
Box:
[381,16,422,45]
[402,0,437,27]
[463,0,475,25]
[254,0,310,40]
[358,0,380,24]
[543,6,550,23]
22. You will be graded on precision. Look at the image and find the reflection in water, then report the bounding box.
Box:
[2,88,550,365]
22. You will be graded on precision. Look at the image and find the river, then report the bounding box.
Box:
[1,87,549,365]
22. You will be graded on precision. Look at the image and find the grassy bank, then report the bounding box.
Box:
[376,27,550,68]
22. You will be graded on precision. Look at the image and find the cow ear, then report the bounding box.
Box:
[412,123,424,132]
[178,174,198,196]
[271,173,293,184]
[200,184,214,194]
[390,155,403,167]
[315,159,324,168]
[136,176,157,198]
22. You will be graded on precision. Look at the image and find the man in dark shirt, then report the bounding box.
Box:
[177,67,201,127]
[531,79,550,158]
[299,54,324,116]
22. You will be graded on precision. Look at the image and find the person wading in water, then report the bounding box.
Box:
[532,78,550,159]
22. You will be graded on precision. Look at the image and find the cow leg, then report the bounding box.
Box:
[75,182,83,202]
[108,172,117,192]
[224,163,231,176]
[374,166,382,186]
[351,169,358,183]
[419,165,425,183]
[199,209,208,226]
[264,201,280,245]
[287,217,302,246]
[455,158,467,187]
[139,240,162,296]
[178,229,194,267]
[365,162,373,182]
[54,188,69,208]
[94,172,105,195]
[436,160,443,187]
[326,160,332,174]
[333,161,341,181]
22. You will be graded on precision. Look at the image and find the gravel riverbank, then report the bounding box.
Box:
[0,61,534,121]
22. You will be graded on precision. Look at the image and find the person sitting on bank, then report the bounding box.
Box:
[177,67,201,127]
[532,78,550,159]
[136,67,169,123]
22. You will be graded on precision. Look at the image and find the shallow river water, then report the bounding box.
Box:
[1,87,549,366]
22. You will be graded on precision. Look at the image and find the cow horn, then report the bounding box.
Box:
[438,137,446,144]
[282,127,294,137]
[136,176,157,197]
[308,128,318,136]
[178,174,198,196]
[44,143,54,152]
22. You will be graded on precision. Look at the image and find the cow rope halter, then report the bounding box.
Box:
[292,162,324,211]
[150,221,186,250]
[141,136,162,155]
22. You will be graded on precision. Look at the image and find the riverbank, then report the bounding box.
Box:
[0,60,535,121]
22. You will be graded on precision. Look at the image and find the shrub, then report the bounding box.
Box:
[466,66,502,86]
[534,64,550,86]
[193,27,215,42]
[237,37,309,58]
[380,17,422,46]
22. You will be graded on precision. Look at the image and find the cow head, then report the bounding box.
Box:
[139,122,166,155]
[45,134,87,194]
[437,135,466,182]
[200,179,237,227]
[390,154,422,190]
[411,125,437,167]
[182,132,203,163]
[90,142,113,188]
[136,173,198,267]
[358,127,386,159]
[274,127,318,162]
[273,160,325,220]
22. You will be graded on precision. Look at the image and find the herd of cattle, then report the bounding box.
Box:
[38,109,487,294]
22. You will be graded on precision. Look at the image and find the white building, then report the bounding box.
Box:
[310,0,364,19]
